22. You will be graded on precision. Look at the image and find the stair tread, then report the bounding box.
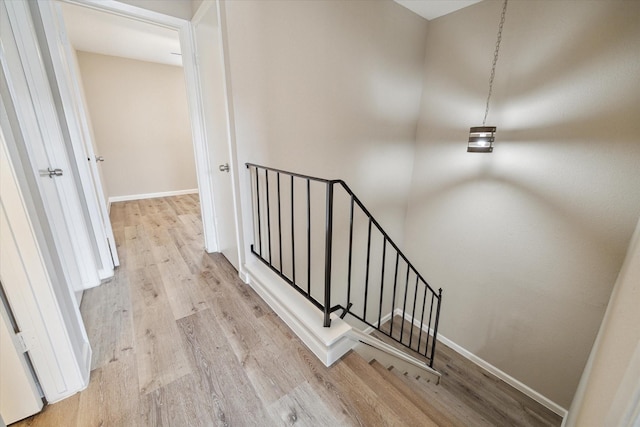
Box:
[341,351,439,426]
[370,360,461,427]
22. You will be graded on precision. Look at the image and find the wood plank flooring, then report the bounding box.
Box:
[372,316,563,426]
[13,195,562,426]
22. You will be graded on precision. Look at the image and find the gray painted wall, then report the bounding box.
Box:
[403,0,640,408]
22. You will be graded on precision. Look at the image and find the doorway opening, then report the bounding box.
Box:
[58,1,205,252]
[39,0,247,276]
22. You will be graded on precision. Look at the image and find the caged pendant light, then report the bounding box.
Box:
[468,0,508,153]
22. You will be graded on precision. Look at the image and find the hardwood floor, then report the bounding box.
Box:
[372,317,562,426]
[13,195,562,426]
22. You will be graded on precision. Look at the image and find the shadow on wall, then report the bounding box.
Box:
[410,0,640,287]
[411,108,639,271]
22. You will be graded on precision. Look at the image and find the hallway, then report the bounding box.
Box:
[13,195,444,426]
[12,195,561,426]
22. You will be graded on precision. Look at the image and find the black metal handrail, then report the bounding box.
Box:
[246,163,443,367]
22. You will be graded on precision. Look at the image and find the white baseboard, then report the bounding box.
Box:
[97,267,114,281]
[107,188,198,205]
[357,311,393,335]
[394,309,568,418]
[240,261,567,419]
[81,341,92,388]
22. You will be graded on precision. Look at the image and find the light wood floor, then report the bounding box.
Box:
[373,318,563,426]
[13,195,562,426]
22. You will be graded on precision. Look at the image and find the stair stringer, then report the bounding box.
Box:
[348,328,441,384]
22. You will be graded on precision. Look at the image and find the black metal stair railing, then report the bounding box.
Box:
[246,163,443,368]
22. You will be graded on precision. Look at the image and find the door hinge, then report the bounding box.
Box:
[15,331,35,353]
[16,331,29,352]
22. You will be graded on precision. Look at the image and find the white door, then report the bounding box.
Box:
[0,100,90,406]
[193,3,240,270]
[1,0,99,296]
[0,295,43,424]
[1,0,91,402]
[36,0,119,273]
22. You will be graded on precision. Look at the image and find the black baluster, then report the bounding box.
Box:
[265,169,272,263]
[363,218,372,321]
[425,293,435,358]
[277,172,283,274]
[323,182,334,327]
[409,275,419,349]
[377,239,386,329]
[400,265,410,344]
[255,166,262,256]
[417,282,428,354]
[346,195,354,314]
[306,178,311,297]
[291,175,296,285]
[429,289,442,368]
[389,252,399,338]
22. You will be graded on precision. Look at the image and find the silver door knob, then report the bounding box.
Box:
[40,168,63,178]
[219,163,230,172]
[95,156,105,162]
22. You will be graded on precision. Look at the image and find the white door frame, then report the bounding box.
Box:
[56,0,222,254]
[0,281,43,423]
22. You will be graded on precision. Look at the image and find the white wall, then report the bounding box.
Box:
[404,0,640,409]
[566,215,640,425]
[221,0,429,269]
[76,51,197,200]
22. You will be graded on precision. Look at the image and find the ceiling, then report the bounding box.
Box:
[394,0,482,20]
[60,2,182,67]
[60,1,482,68]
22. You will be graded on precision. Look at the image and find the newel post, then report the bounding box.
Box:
[430,288,443,367]
[323,181,334,327]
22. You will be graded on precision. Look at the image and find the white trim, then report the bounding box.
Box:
[358,311,393,335]
[242,260,442,382]
[191,0,210,25]
[244,259,568,404]
[396,309,568,418]
[107,188,198,205]
[63,0,185,29]
[244,261,353,366]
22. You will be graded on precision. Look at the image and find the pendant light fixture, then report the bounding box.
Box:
[468,0,508,153]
